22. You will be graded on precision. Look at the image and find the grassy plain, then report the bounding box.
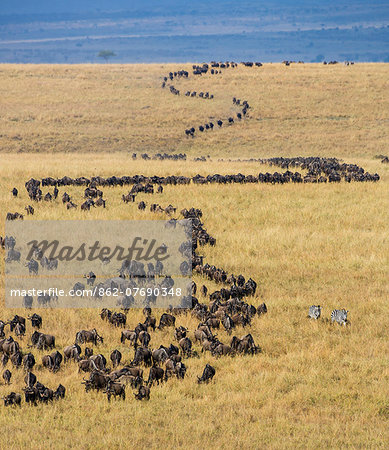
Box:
[0,64,388,449]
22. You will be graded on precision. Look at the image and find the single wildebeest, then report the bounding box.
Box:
[14,322,26,337]
[1,354,9,367]
[2,369,11,385]
[24,371,37,388]
[158,313,176,329]
[23,386,38,405]
[3,392,21,406]
[212,343,233,357]
[8,315,25,332]
[54,384,66,400]
[25,259,39,275]
[27,313,42,329]
[308,305,322,320]
[84,272,96,286]
[1,336,20,356]
[179,337,192,357]
[89,354,107,371]
[84,347,93,358]
[0,321,6,338]
[120,330,138,347]
[104,380,125,402]
[110,349,122,368]
[148,365,164,386]
[31,331,55,350]
[131,347,152,367]
[144,315,156,332]
[38,386,54,403]
[12,188,18,197]
[24,295,34,308]
[75,329,103,345]
[50,351,63,372]
[23,353,35,371]
[42,355,54,371]
[152,347,169,365]
[197,364,216,383]
[138,331,151,348]
[134,385,150,401]
[174,326,187,341]
[83,370,109,392]
[257,303,267,316]
[25,205,34,215]
[100,308,112,321]
[109,312,127,328]
[6,248,21,263]
[10,351,22,368]
[63,344,81,362]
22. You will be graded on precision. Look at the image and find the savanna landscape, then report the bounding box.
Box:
[0,62,388,449]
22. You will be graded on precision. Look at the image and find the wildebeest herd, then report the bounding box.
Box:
[160,60,355,138]
[1,155,359,407]
[0,60,373,407]
[160,61,251,137]
[2,155,380,223]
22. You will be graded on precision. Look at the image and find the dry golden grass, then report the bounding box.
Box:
[0,64,388,449]
[0,63,388,158]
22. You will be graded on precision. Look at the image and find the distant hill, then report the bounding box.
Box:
[0,0,388,62]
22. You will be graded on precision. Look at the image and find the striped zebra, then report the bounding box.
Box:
[331,309,349,325]
[308,305,322,320]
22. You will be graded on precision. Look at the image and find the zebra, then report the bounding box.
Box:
[308,305,321,320]
[331,309,349,325]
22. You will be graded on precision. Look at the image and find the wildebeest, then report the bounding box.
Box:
[131,347,152,367]
[31,331,55,350]
[75,329,103,345]
[138,330,151,348]
[104,380,125,401]
[148,365,164,386]
[158,313,176,329]
[23,353,35,371]
[23,295,34,308]
[230,334,260,355]
[3,392,21,406]
[174,326,187,341]
[120,329,138,347]
[83,370,109,392]
[50,351,63,372]
[179,337,192,357]
[24,371,37,388]
[42,354,54,370]
[152,347,169,365]
[54,384,66,400]
[110,349,122,368]
[134,384,150,400]
[8,315,25,332]
[197,364,215,383]
[25,205,34,215]
[63,344,81,362]
[28,313,42,329]
[6,248,21,262]
[0,336,20,356]
[2,369,11,385]
[84,271,96,286]
[10,351,22,368]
